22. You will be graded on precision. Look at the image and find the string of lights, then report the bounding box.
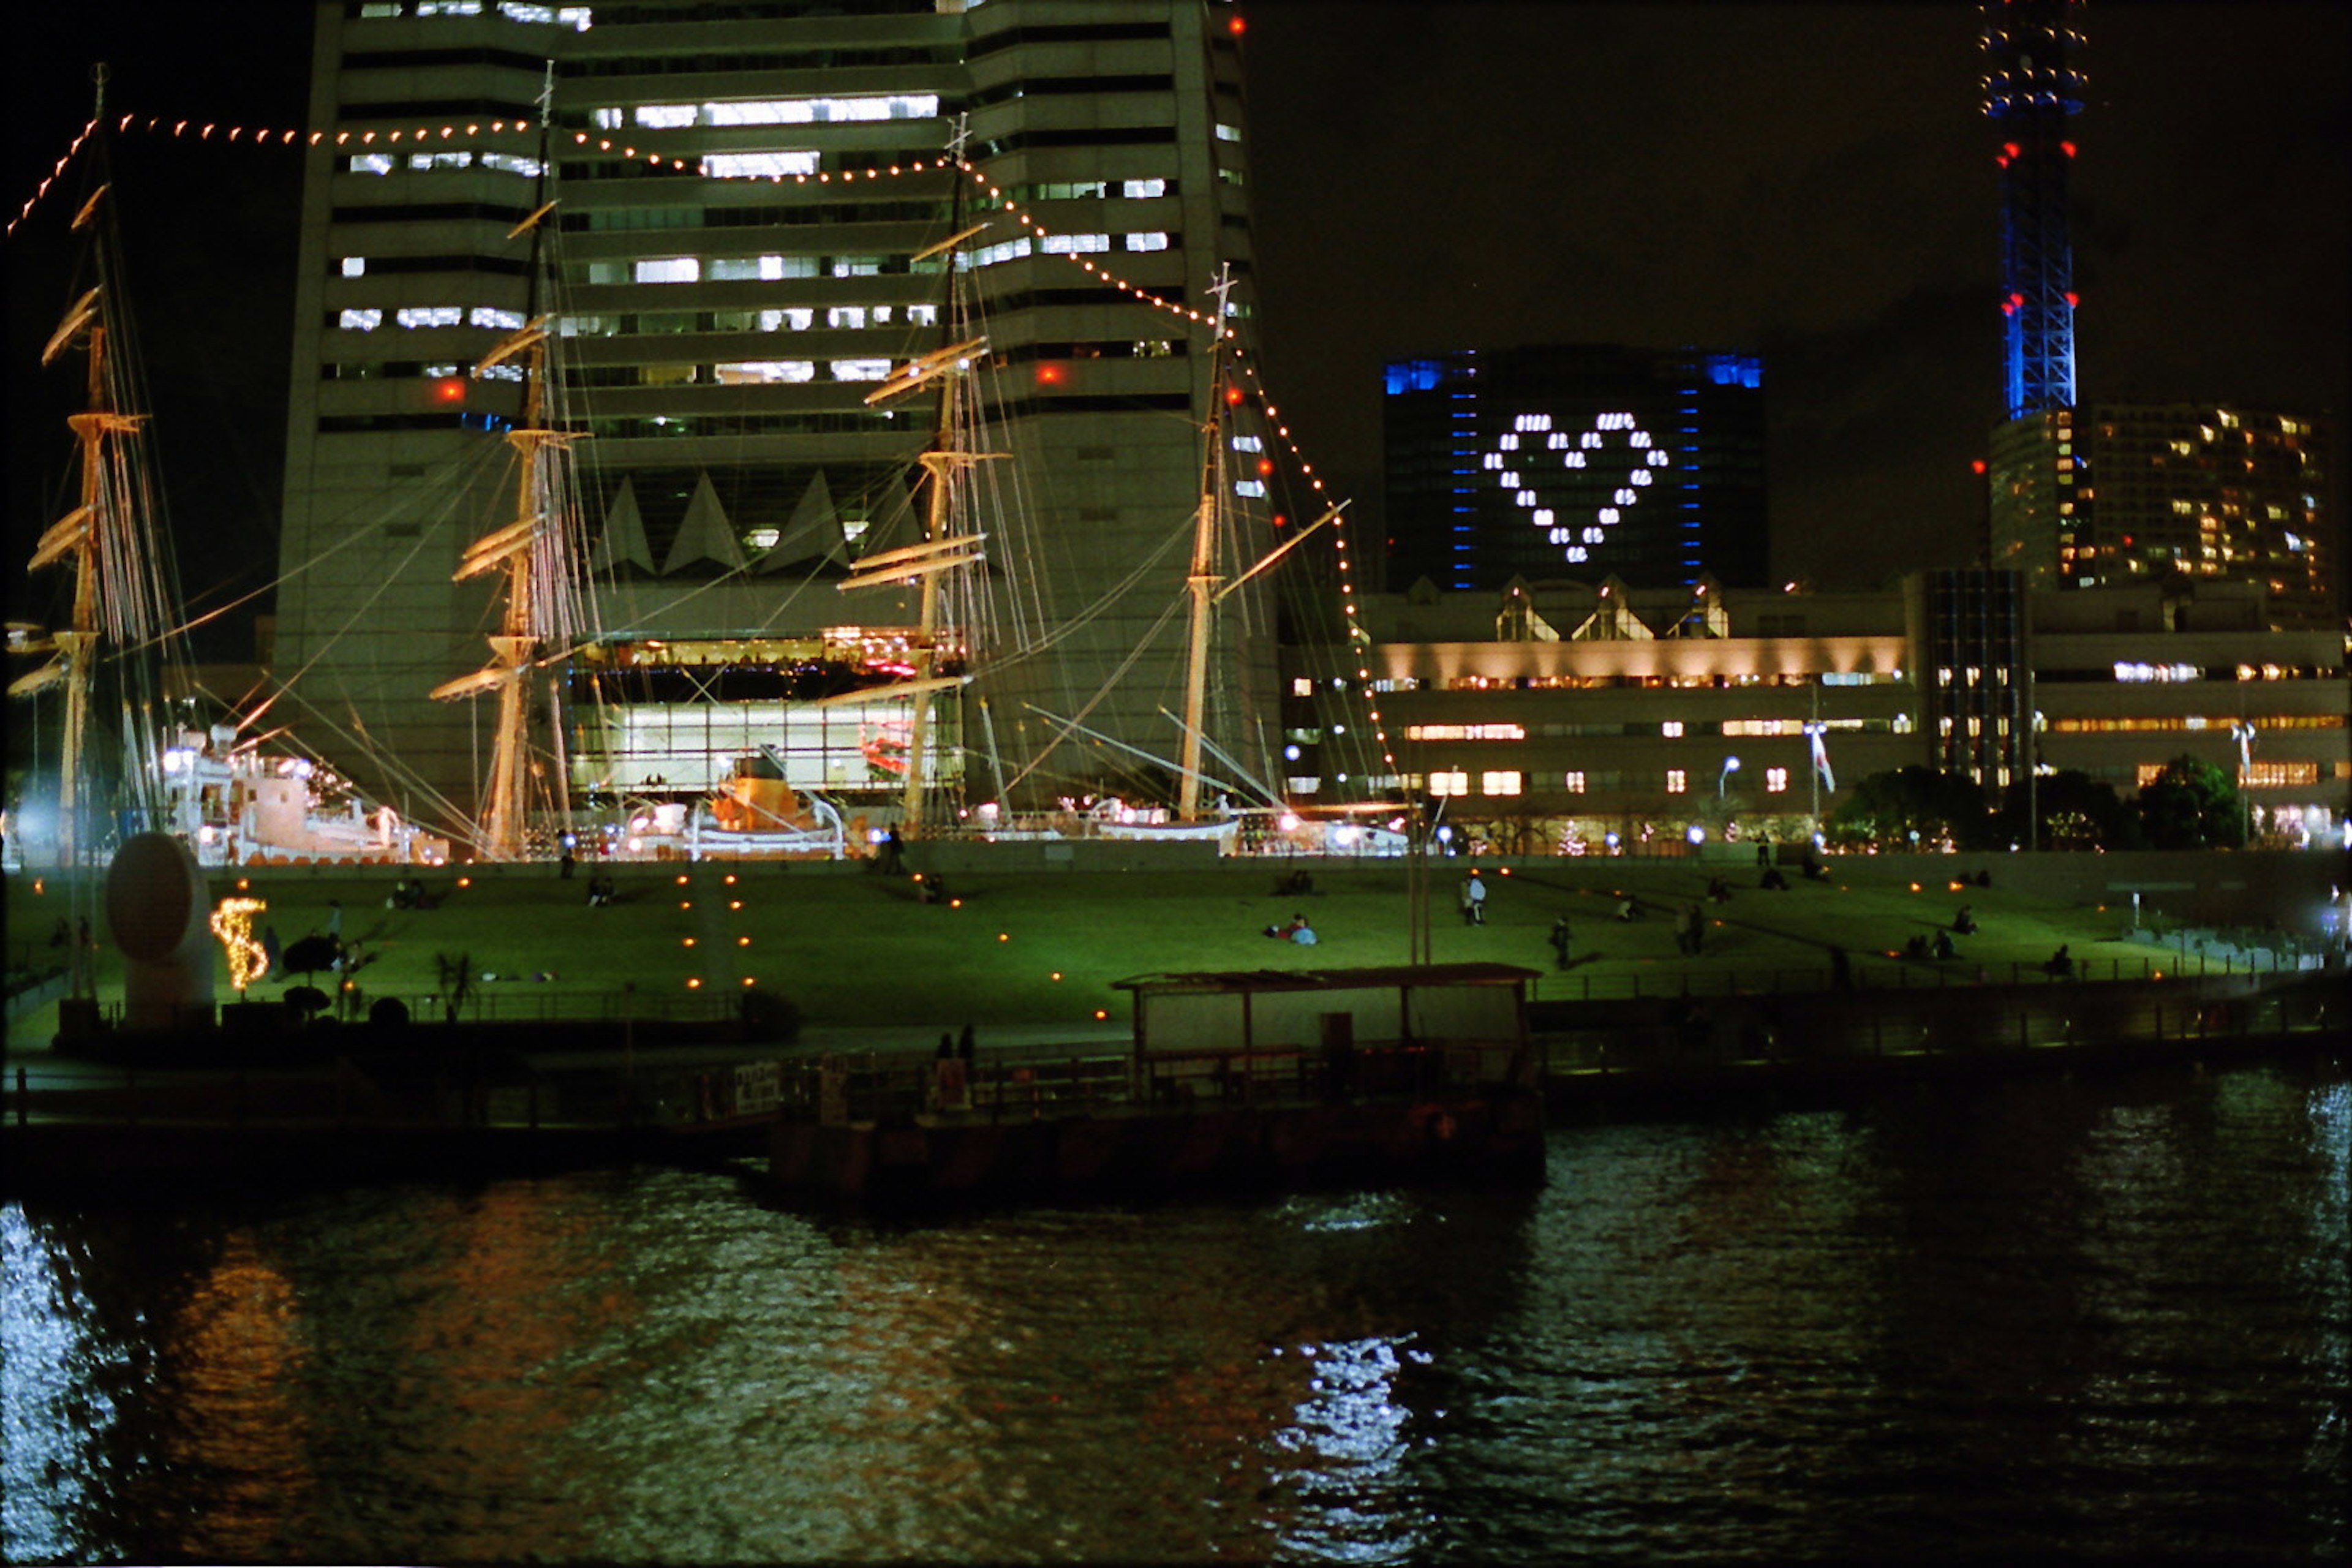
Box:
[10,104,1402,793]
[6,118,99,238]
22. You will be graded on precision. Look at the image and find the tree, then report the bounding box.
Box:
[281,934,341,981]
[2136,755,2245,850]
[1996,769,2144,850]
[1822,767,1993,851]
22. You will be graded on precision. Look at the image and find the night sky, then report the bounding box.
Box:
[8,1,2347,657]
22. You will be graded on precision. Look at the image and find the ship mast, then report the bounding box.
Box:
[17,66,179,880]
[430,71,587,859]
[430,309,578,860]
[1175,265,1237,823]
[842,128,997,835]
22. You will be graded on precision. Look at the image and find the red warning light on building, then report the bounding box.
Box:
[432,377,467,404]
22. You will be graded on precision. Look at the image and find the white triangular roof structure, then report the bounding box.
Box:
[1570,576,1654,641]
[1494,576,1559,643]
[848,466,923,563]
[755,469,849,574]
[1665,574,1730,638]
[587,477,655,575]
[660,472,746,575]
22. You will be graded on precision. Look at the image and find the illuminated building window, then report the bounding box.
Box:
[1481,771,1523,797]
[1404,725,1525,742]
[1123,232,1172,252]
[350,153,394,175]
[829,359,892,382]
[965,237,1034,268]
[1291,678,1312,697]
[1430,771,1469,797]
[635,257,699,284]
[1564,772,1586,793]
[339,308,382,332]
[396,306,464,328]
[1215,123,1242,141]
[1042,233,1111,255]
[341,257,366,277]
[1234,480,1267,498]
[702,151,820,180]
[1122,178,1167,198]
[2242,761,2320,788]
[1666,770,1687,794]
[630,94,938,130]
[1765,767,1789,793]
[715,360,815,383]
[1660,720,1684,737]
[826,306,867,330]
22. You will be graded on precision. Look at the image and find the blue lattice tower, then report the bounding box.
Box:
[1982,0,2086,420]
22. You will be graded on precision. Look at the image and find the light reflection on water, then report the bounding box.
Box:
[3,1061,2345,1564]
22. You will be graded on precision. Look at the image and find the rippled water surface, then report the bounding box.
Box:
[6,1063,2346,1563]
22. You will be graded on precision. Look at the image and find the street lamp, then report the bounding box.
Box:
[1717,755,1741,799]
[2231,720,2255,844]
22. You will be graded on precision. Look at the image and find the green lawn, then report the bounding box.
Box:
[7,854,2162,1045]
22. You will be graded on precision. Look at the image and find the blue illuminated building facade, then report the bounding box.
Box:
[1381,345,1767,593]
[1983,0,2084,423]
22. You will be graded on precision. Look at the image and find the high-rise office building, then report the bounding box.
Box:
[1380,345,1767,595]
[1991,402,2335,624]
[276,0,1276,838]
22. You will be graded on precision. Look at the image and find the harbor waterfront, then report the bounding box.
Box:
[7,850,2344,1192]
[4,1058,2345,1563]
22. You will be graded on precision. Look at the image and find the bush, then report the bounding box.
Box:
[284,984,331,1020]
[281,935,341,980]
[369,996,411,1028]
[739,987,802,1042]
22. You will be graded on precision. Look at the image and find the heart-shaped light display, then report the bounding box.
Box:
[1481,410,1672,565]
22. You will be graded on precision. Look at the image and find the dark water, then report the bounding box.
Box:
[5,1063,2346,1565]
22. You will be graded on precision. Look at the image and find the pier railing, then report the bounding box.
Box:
[1527,946,2331,1003]
[9,972,2337,1139]
[753,1038,1527,1128]
[1533,973,2341,1077]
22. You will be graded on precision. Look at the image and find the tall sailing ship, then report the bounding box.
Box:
[9,96,445,880]
[11,102,1338,875]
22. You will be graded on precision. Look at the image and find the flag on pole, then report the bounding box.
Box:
[1809,727,1836,794]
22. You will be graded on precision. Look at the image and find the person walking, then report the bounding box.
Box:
[1460,869,1487,926]
[1548,916,1572,970]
